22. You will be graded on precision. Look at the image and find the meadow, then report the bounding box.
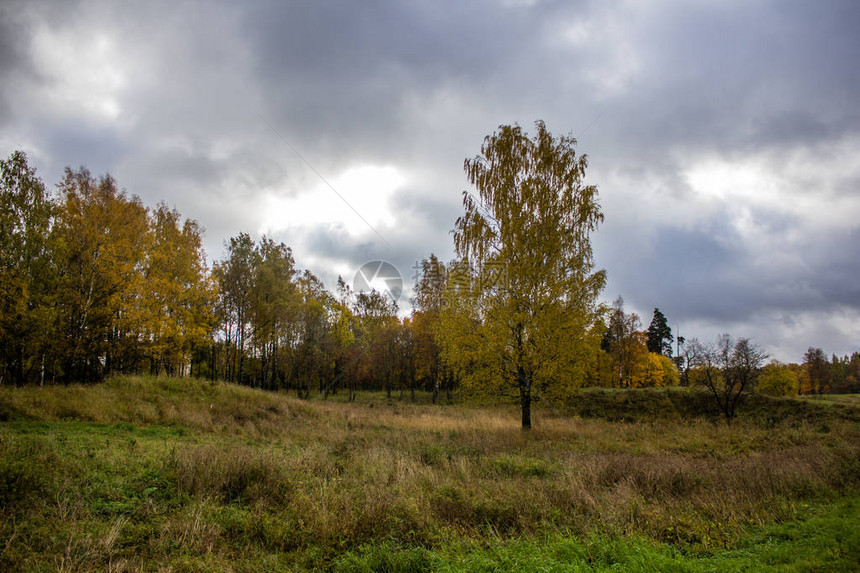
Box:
[1,377,858,571]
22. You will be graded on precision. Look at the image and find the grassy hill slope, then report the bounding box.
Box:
[1,377,857,571]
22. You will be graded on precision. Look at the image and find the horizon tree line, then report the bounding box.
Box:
[2,148,858,407]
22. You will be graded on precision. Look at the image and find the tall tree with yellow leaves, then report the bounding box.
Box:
[0,151,54,385]
[52,168,149,382]
[143,203,214,376]
[412,254,451,403]
[442,121,605,429]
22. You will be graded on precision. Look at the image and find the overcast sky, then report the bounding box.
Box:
[1,0,858,362]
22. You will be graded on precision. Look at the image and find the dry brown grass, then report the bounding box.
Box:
[1,375,858,568]
[0,376,313,437]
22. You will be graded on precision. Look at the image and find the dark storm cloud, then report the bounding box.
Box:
[42,123,132,177]
[241,0,598,163]
[0,20,18,124]
[808,226,860,307]
[571,1,860,359]
[0,2,42,127]
[605,220,742,318]
[587,0,860,167]
[608,206,860,355]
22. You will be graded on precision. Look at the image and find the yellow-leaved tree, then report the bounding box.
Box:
[52,168,149,382]
[631,352,680,388]
[441,121,605,429]
[757,361,799,396]
[143,203,214,377]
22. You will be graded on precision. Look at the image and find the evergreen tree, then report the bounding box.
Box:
[646,308,673,357]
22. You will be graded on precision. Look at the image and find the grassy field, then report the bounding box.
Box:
[1,377,858,571]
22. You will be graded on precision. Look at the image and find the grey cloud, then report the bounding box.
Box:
[42,124,132,179]
[0,2,43,127]
[590,1,860,163]
[0,20,18,125]
[243,1,595,161]
[1,0,859,360]
[608,222,741,318]
[390,186,460,236]
[810,227,860,306]
[610,213,860,330]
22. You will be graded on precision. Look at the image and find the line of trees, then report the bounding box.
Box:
[0,152,213,384]
[2,143,857,416]
[598,297,860,397]
[210,233,428,400]
[0,151,454,399]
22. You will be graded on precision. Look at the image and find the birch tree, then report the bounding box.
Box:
[442,121,605,429]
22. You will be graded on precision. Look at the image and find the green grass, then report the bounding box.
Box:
[0,376,857,571]
[334,497,859,572]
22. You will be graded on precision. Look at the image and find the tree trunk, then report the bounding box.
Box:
[521,391,531,429]
[519,367,531,430]
[446,371,453,403]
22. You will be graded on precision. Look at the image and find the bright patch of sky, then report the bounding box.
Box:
[261,164,406,238]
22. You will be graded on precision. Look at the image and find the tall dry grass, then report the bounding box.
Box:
[1,375,857,568]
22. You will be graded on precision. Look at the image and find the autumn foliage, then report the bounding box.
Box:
[1,142,856,416]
